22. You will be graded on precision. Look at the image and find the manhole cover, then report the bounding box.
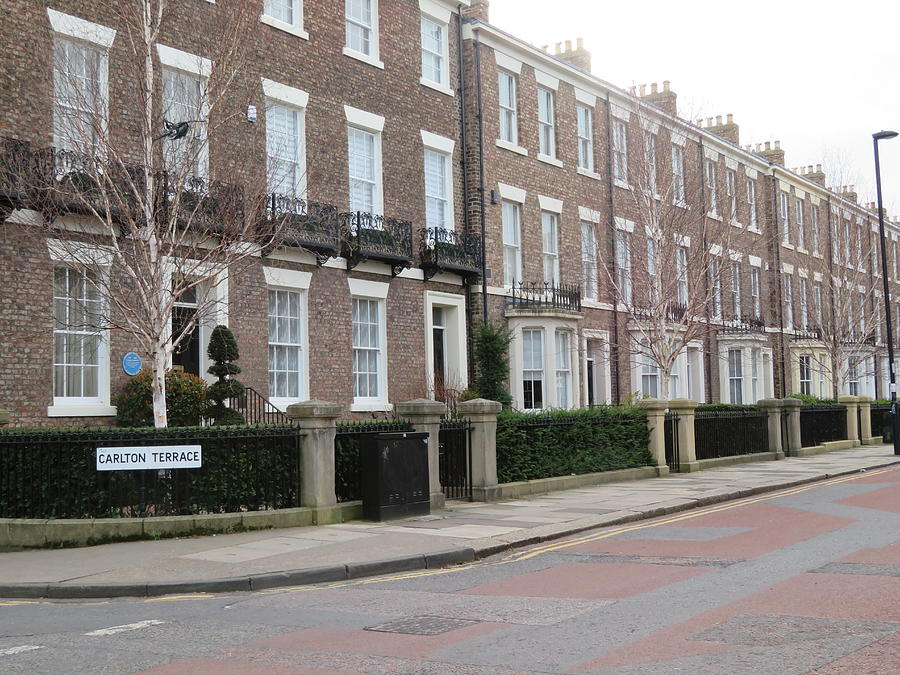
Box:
[364,616,480,635]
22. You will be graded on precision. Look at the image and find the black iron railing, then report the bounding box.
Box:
[334,420,414,503]
[342,211,414,275]
[163,174,245,234]
[420,227,482,281]
[791,328,822,341]
[506,281,582,312]
[664,411,679,472]
[694,409,769,460]
[799,405,847,447]
[439,418,472,500]
[634,302,688,322]
[226,387,288,425]
[265,193,341,263]
[0,138,34,218]
[871,403,891,440]
[0,425,301,519]
[719,314,767,334]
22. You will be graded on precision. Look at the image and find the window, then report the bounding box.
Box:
[726,169,736,220]
[728,349,743,404]
[555,331,572,409]
[848,360,860,396]
[345,0,378,60]
[644,133,657,194]
[162,67,207,176]
[53,38,106,151]
[844,221,852,266]
[348,126,379,213]
[537,88,556,158]
[856,226,864,269]
[814,282,822,325]
[53,267,102,401]
[420,15,446,87]
[542,211,559,285]
[424,149,450,229]
[502,201,521,285]
[831,213,840,262]
[616,230,632,304]
[750,267,761,319]
[581,222,598,300]
[796,199,805,249]
[352,297,384,401]
[612,120,628,182]
[266,102,305,196]
[711,259,722,319]
[262,0,306,36]
[676,246,688,306]
[647,237,658,302]
[671,145,685,202]
[751,349,760,402]
[522,329,544,409]
[577,105,594,172]
[432,306,447,385]
[747,180,757,228]
[784,274,794,329]
[498,71,517,144]
[731,261,741,318]
[780,192,790,244]
[811,207,819,254]
[705,160,717,216]
[641,354,659,398]
[799,278,809,330]
[268,289,305,400]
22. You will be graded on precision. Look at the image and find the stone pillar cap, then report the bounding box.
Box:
[757,398,784,409]
[668,398,699,412]
[781,397,803,408]
[458,398,503,415]
[285,400,342,419]
[837,395,860,404]
[637,398,668,411]
[857,396,873,403]
[395,399,449,416]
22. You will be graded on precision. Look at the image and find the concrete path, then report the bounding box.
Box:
[1,445,897,599]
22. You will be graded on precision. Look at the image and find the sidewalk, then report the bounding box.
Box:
[2,445,898,599]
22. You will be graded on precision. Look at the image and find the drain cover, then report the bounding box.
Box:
[364,616,480,636]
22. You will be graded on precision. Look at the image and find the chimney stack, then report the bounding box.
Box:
[756,140,785,166]
[636,80,677,116]
[703,113,740,145]
[553,37,591,72]
[463,0,490,22]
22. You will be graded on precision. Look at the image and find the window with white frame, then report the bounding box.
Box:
[811,206,819,254]
[348,126,379,213]
[706,160,717,216]
[420,15,448,88]
[641,354,659,399]
[672,145,685,202]
[352,297,384,401]
[537,88,556,158]
[345,0,378,60]
[856,226,864,269]
[577,105,593,172]
[555,330,572,409]
[844,221,852,266]
[542,212,559,285]
[266,102,305,196]
[162,67,207,177]
[726,169,736,220]
[831,213,840,262]
[780,192,790,244]
[799,277,809,330]
[268,289,305,400]
[616,230,632,304]
[751,348,760,402]
[731,261,741,318]
[847,359,860,396]
[498,70,518,144]
[522,328,544,409]
[581,222,598,300]
[676,245,688,306]
[53,267,103,402]
[796,199,805,249]
[747,179,757,228]
[502,200,522,285]
[644,133,657,194]
[262,0,305,36]
[647,237,658,303]
[871,232,879,274]
[612,120,628,182]
[728,348,743,404]
[784,274,794,329]
[814,282,822,325]
[750,266,761,319]
[711,258,722,318]
[53,38,106,152]
[424,148,451,229]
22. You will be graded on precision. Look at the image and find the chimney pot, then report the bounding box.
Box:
[715,115,722,125]
[816,163,822,172]
[629,86,636,95]
[577,37,584,49]
[765,141,771,151]
[565,39,572,52]
[651,82,658,94]
[775,140,781,149]
[706,117,713,126]
[663,80,670,92]
[555,42,562,54]
[726,113,733,124]
[639,84,646,96]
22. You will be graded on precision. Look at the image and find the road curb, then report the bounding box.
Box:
[1,459,897,600]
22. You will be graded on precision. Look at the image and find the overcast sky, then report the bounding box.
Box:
[489,0,900,216]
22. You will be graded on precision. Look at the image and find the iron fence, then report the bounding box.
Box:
[664,412,679,472]
[439,419,472,501]
[505,281,582,312]
[871,403,892,440]
[334,420,414,503]
[0,425,301,519]
[265,193,341,262]
[342,211,414,274]
[420,227,482,281]
[225,387,288,425]
[693,409,769,460]
[799,405,847,447]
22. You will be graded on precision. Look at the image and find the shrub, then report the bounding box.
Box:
[115,370,210,427]
[696,403,759,412]
[206,325,246,426]
[472,321,513,408]
[787,393,837,406]
[496,407,652,483]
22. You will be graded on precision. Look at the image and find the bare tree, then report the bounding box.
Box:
[10,0,297,427]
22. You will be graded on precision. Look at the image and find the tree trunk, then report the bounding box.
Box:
[152,347,168,428]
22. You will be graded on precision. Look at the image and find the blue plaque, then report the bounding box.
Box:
[122,352,143,376]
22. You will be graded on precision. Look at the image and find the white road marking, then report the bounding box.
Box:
[0,645,44,656]
[85,619,165,636]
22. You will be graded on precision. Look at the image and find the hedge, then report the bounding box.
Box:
[496,407,652,483]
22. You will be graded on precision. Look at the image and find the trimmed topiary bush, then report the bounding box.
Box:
[206,325,246,426]
[472,321,513,408]
[115,370,210,427]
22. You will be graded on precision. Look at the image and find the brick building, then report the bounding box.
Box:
[1,0,899,428]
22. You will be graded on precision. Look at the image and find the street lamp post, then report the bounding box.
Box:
[873,130,899,455]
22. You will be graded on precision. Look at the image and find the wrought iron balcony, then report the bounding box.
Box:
[790,327,822,341]
[419,227,482,281]
[342,211,414,276]
[633,302,688,322]
[264,193,341,263]
[0,138,33,219]
[506,281,582,312]
[161,174,245,234]
[719,314,767,334]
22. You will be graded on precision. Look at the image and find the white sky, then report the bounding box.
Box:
[489,0,900,216]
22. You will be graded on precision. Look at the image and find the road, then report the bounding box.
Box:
[2,466,899,674]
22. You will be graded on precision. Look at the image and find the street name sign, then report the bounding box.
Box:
[96,445,202,471]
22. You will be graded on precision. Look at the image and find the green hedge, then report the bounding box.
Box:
[695,403,759,412]
[496,407,652,483]
[787,393,838,406]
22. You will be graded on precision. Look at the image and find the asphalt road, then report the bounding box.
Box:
[2,466,899,674]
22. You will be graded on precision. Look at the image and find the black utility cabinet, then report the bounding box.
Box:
[361,431,430,521]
